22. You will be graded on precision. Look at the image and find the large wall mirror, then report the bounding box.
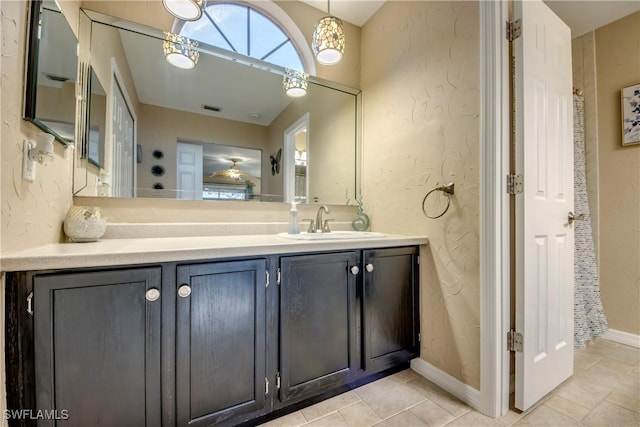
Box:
[74,8,360,205]
[24,0,78,146]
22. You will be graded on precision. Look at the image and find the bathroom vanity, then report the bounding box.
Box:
[4,234,426,426]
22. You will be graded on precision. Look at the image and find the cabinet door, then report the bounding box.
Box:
[279,252,360,403]
[33,267,162,426]
[176,259,267,426]
[363,247,419,373]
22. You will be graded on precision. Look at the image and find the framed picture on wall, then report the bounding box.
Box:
[621,83,640,146]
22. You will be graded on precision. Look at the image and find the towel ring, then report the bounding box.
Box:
[422,183,455,219]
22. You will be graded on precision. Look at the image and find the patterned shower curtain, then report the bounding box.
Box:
[573,94,608,347]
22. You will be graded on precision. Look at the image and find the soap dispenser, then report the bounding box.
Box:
[288,201,300,234]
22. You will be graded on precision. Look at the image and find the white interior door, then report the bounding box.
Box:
[514,0,574,411]
[176,142,203,200]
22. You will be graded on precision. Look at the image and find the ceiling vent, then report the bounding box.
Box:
[45,73,71,82]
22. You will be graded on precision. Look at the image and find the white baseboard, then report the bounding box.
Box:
[601,329,640,348]
[410,358,481,412]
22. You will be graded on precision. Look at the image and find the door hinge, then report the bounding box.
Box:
[417,332,421,342]
[26,291,34,316]
[266,271,270,288]
[506,19,522,42]
[265,377,269,395]
[507,174,523,195]
[275,372,281,390]
[277,268,281,285]
[416,255,420,265]
[507,330,523,352]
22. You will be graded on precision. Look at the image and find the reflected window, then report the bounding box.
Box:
[181,3,305,71]
[203,183,254,200]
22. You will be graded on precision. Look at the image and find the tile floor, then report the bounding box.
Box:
[261,338,639,426]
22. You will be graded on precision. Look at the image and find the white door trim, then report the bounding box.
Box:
[479,0,511,417]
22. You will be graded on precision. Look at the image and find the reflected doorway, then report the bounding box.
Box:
[284,113,309,203]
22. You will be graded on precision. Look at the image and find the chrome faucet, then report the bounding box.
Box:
[312,205,331,233]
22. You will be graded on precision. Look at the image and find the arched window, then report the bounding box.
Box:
[180,3,306,72]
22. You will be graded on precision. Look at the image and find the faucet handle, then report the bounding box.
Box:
[322,219,334,233]
[302,219,316,233]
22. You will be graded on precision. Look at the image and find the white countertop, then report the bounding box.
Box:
[1,234,428,272]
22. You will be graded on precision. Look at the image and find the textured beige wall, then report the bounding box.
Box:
[0,0,77,255]
[594,12,640,335]
[361,1,480,388]
[1,2,78,420]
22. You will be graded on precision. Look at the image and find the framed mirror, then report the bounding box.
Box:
[74,8,359,205]
[24,0,77,146]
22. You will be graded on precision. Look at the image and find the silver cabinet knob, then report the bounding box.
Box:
[145,288,160,302]
[366,263,374,272]
[350,266,360,275]
[177,285,192,298]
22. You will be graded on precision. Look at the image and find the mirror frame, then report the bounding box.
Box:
[23,0,75,147]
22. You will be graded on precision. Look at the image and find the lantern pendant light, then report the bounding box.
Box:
[162,32,199,70]
[283,69,309,97]
[162,0,203,21]
[311,0,345,65]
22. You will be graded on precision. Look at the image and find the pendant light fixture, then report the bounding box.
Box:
[283,69,309,97]
[163,31,199,69]
[162,0,203,21]
[311,0,345,66]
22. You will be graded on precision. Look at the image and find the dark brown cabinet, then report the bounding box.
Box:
[8,245,420,426]
[176,259,267,426]
[279,252,360,404]
[33,267,162,427]
[362,247,420,373]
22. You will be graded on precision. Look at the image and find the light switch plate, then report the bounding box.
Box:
[22,140,36,182]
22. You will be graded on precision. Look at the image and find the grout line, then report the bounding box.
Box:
[355,399,385,427]
[442,409,473,427]
[603,393,640,415]
[373,397,430,422]
[578,390,615,425]
[335,399,363,414]
[300,395,364,424]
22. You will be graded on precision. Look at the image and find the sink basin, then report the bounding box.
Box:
[278,231,386,240]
